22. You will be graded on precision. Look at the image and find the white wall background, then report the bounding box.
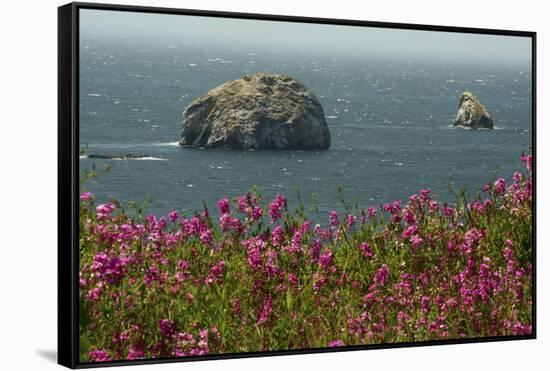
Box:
[0,0,546,369]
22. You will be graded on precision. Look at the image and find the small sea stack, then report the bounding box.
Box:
[179,73,331,150]
[453,91,493,129]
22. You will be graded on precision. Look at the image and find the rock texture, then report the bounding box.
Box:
[179,73,331,150]
[453,91,493,129]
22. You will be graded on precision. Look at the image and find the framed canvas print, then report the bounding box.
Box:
[58,2,536,368]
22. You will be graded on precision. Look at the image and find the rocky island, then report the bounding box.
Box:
[453,91,494,129]
[179,73,331,150]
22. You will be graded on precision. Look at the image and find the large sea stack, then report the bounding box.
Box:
[179,73,331,150]
[453,91,494,129]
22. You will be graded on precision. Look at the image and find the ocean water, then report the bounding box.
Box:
[79,37,532,222]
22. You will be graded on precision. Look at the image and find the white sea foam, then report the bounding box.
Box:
[448,125,503,131]
[114,157,168,161]
[87,93,101,97]
[325,115,338,119]
[81,155,168,161]
[152,142,180,146]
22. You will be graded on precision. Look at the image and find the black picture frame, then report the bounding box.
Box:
[58,2,537,368]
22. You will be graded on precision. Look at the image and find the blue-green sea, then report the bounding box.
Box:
[79,36,532,221]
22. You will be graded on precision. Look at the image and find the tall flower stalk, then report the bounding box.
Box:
[79,155,533,362]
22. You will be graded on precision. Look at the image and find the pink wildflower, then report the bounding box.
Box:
[329,210,339,226]
[520,153,532,172]
[89,349,111,362]
[96,203,116,219]
[80,191,92,201]
[319,249,333,270]
[346,213,356,229]
[410,234,423,248]
[127,346,144,360]
[494,178,506,194]
[367,207,377,218]
[359,242,373,258]
[257,295,273,325]
[268,194,286,222]
[168,210,179,222]
[218,198,230,214]
[159,319,174,337]
[247,247,262,270]
[374,264,389,287]
[204,260,225,286]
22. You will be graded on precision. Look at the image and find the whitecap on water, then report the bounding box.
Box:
[116,157,168,161]
[152,142,180,146]
[80,155,168,161]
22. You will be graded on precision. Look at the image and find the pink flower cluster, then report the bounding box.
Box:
[79,155,533,362]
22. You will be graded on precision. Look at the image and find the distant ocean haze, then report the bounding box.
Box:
[79,37,532,221]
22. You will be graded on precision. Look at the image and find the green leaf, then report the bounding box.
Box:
[286,287,293,312]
